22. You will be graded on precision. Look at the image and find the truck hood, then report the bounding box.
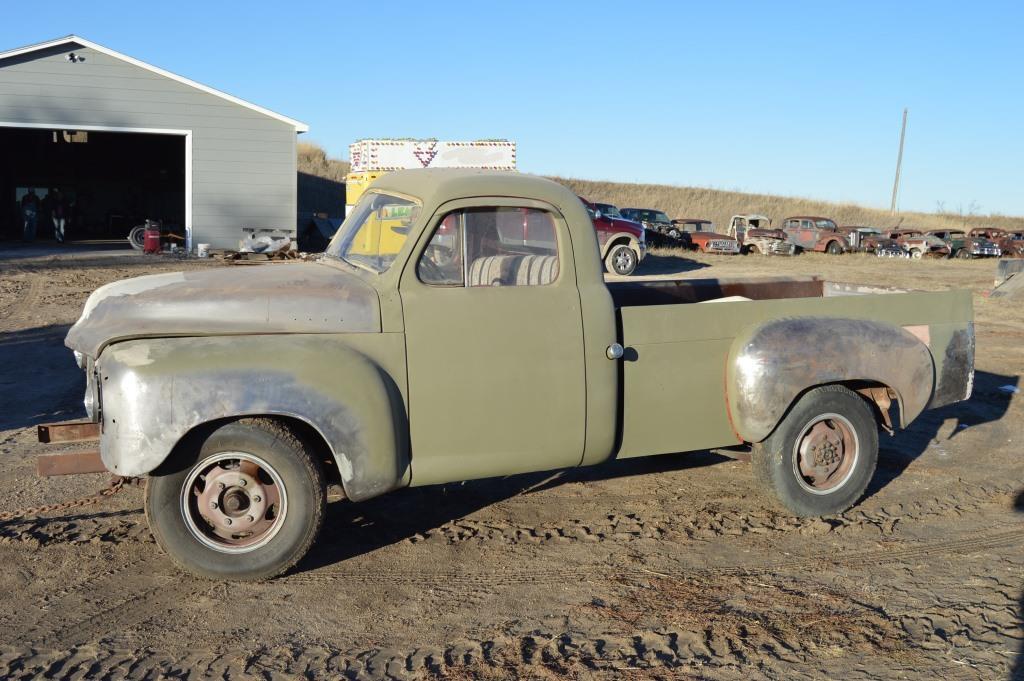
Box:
[66,261,381,357]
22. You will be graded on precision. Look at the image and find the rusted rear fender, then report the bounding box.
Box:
[727,317,934,442]
[96,336,409,502]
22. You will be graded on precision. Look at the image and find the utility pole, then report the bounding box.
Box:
[890,108,908,215]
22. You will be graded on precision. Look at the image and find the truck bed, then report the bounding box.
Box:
[608,275,973,460]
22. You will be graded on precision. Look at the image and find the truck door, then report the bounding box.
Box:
[399,199,587,485]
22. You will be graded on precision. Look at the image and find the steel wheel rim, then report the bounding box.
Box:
[180,451,288,554]
[791,413,859,495]
[613,248,635,274]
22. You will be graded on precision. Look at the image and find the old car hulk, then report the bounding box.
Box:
[62,170,975,580]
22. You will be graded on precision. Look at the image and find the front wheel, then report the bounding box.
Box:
[752,385,878,517]
[127,225,146,251]
[145,418,326,580]
[668,228,682,240]
[605,244,638,276]
[826,240,843,255]
[955,248,971,259]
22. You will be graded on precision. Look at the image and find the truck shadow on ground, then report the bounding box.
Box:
[0,324,84,431]
[301,449,732,572]
[630,253,710,277]
[865,369,1018,500]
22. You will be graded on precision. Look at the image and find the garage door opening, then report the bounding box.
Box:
[0,126,186,243]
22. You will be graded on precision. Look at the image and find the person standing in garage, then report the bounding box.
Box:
[51,188,67,242]
[20,188,38,241]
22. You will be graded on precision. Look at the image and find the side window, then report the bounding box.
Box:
[801,220,814,229]
[417,207,560,288]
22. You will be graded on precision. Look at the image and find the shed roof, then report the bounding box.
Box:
[0,35,308,132]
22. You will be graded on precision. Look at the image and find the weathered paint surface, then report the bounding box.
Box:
[97,334,408,501]
[66,263,380,357]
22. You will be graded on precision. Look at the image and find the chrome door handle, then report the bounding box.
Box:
[606,343,624,360]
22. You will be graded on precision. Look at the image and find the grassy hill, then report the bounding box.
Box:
[554,177,1024,233]
[295,143,1021,232]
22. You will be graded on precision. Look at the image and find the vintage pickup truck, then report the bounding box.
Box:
[62,170,975,580]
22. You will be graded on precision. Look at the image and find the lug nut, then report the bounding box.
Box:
[217,482,226,490]
[210,501,219,510]
[238,478,247,486]
[246,515,254,522]
[224,518,232,525]
[253,495,261,503]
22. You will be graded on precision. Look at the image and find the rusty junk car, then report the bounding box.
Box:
[928,229,1001,259]
[781,216,851,255]
[52,170,975,580]
[671,219,740,254]
[884,229,952,259]
[726,214,796,256]
[968,227,1024,258]
[840,226,907,258]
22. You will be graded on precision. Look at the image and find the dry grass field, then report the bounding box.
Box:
[558,176,1024,234]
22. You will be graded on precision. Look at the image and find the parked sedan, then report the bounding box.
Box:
[672,219,740,254]
[928,229,1001,259]
[781,216,851,254]
[968,228,1024,258]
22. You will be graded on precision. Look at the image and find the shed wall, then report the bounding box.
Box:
[0,43,298,248]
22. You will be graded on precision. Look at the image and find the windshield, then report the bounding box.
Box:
[595,203,622,219]
[325,192,421,273]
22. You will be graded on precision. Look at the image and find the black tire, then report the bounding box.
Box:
[145,418,326,580]
[605,244,637,276]
[826,240,843,255]
[128,225,146,251]
[752,385,878,517]
[955,248,971,259]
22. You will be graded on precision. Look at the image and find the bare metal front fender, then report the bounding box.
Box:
[96,335,408,501]
[727,317,934,442]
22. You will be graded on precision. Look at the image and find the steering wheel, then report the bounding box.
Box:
[419,244,458,284]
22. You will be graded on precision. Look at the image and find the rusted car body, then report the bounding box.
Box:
[968,228,1024,258]
[884,229,950,259]
[725,215,795,256]
[928,229,1001,259]
[782,216,850,254]
[53,170,975,580]
[840,227,906,258]
[671,219,740,254]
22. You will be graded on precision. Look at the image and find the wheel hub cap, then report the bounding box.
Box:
[181,453,286,553]
[794,416,858,493]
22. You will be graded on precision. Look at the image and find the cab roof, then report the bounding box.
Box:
[370,169,579,213]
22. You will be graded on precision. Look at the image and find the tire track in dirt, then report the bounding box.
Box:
[399,480,1018,547]
[285,525,1024,588]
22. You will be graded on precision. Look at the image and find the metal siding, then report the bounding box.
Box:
[0,43,298,249]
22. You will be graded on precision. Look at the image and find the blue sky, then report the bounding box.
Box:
[4,1,1022,214]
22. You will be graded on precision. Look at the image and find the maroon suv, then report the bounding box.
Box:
[579,198,647,275]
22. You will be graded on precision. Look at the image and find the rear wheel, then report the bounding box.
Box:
[605,244,638,276]
[752,385,878,517]
[128,225,146,251]
[146,418,326,580]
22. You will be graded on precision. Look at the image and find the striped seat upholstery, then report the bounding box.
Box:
[468,254,559,287]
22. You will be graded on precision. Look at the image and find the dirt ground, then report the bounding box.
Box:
[0,246,1021,680]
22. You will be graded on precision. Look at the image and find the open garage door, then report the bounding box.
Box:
[0,126,185,242]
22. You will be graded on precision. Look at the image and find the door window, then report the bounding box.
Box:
[417,207,560,287]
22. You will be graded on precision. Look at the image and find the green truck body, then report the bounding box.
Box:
[64,170,974,579]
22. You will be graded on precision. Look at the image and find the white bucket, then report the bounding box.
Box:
[197,243,210,258]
